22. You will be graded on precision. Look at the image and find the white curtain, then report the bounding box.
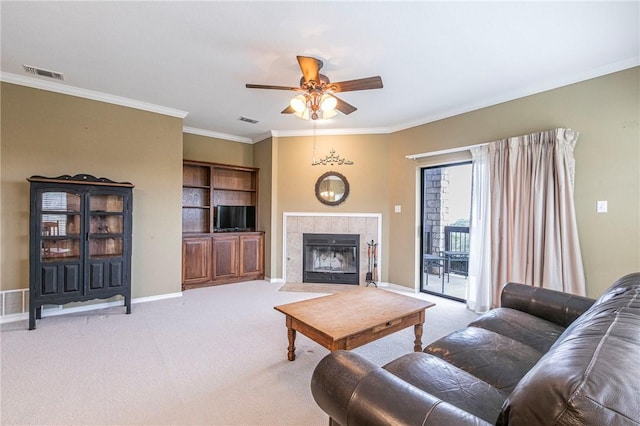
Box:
[466,128,586,312]
[466,146,492,312]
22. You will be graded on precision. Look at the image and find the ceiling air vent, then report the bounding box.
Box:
[239,116,258,124]
[23,64,64,80]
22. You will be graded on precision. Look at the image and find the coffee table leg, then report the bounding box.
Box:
[287,327,297,361]
[413,323,424,352]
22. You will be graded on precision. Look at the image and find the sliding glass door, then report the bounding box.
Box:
[420,162,472,301]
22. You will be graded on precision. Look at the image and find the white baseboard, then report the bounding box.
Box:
[383,282,419,292]
[0,291,183,325]
[131,292,183,304]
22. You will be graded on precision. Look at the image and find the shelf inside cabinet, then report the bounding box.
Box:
[41,213,81,236]
[213,189,255,207]
[89,237,123,258]
[41,191,81,213]
[90,214,123,234]
[183,208,211,233]
[183,165,211,187]
[212,168,256,191]
[183,184,211,189]
[90,194,124,213]
[41,238,81,262]
[212,186,256,192]
[182,187,210,208]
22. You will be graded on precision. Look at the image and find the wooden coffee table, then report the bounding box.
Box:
[274,288,435,361]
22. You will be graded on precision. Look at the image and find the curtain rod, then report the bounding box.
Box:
[405,142,487,160]
[407,128,568,160]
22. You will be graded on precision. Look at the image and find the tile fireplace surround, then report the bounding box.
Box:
[283,212,382,285]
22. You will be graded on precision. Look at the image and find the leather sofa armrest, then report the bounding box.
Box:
[311,351,492,426]
[500,282,595,327]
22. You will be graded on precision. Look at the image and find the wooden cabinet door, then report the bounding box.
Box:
[87,190,130,294]
[34,188,84,301]
[212,235,239,280]
[239,233,264,278]
[182,237,212,284]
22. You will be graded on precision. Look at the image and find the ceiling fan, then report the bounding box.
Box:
[246,56,383,120]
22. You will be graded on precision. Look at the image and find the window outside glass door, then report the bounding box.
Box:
[420,162,472,301]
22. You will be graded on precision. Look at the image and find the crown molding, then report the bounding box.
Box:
[391,57,640,133]
[0,72,189,119]
[184,126,392,144]
[271,126,392,138]
[183,126,253,144]
[253,132,275,143]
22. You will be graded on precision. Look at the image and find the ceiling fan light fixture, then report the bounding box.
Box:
[290,95,307,113]
[293,107,335,121]
[293,109,311,120]
[246,55,383,122]
[321,109,337,119]
[320,94,337,112]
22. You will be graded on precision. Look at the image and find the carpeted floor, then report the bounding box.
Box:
[1,280,478,425]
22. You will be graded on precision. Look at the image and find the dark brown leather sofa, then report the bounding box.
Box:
[311,273,640,425]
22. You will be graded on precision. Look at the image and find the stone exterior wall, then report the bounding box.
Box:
[424,168,449,256]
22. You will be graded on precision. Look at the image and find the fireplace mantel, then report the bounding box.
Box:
[283,212,382,285]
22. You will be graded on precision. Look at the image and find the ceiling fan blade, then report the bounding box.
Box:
[281,105,295,114]
[297,56,321,83]
[331,76,383,93]
[246,83,299,91]
[331,95,358,115]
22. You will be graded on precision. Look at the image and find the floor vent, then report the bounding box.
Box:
[1,289,29,317]
[23,64,65,80]
[239,116,259,124]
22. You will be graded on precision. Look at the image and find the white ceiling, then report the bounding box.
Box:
[1,1,638,143]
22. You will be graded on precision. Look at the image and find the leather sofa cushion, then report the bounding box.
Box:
[468,307,565,352]
[425,327,543,393]
[311,350,494,426]
[384,352,507,424]
[498,278,640,426]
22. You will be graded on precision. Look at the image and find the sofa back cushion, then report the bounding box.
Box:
[497,273,640,426]
[468,307,566,352]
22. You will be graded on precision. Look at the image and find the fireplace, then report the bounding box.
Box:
[303,233,360,285]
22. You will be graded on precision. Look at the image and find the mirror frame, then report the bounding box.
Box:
[314,171,350,206]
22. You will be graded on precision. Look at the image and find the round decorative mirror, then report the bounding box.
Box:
[315,171,350,206]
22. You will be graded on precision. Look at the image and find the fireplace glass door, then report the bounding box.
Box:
[303,233,360,285]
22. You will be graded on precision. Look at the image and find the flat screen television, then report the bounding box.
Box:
[215,205,255,231]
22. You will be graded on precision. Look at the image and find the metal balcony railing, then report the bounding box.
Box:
[423,226,470,280]
[444,226,469,278]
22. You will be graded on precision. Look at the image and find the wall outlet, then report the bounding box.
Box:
[597,200,608,213]
[394,205,401,213]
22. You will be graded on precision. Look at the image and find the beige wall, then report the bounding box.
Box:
[389,67,640,297]
[271,133,391,281]
[1,83,184,298]
[183,133,253,166]
[178,69,640,299]
[252,137,273,278]
[3,67,637,302]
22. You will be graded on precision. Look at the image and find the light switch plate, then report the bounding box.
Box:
[394,205,401,213]
[597,200,608,213]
